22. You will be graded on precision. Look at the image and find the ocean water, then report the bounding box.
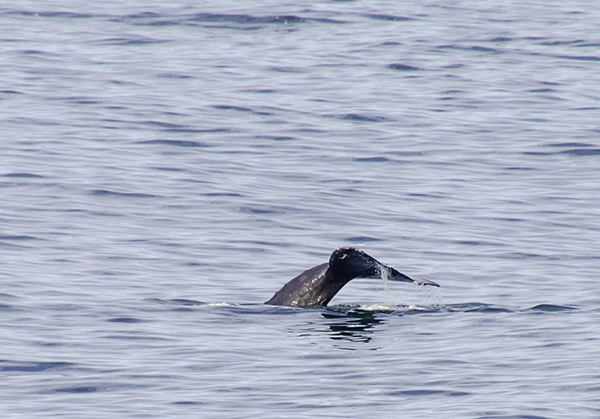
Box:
[1,1,600,418]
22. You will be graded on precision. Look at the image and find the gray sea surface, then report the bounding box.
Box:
[1,1,600,418]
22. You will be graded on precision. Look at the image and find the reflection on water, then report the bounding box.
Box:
[315,304,440,346]
[321,308,386,344]
[292,302,582,348]
[143,299,584,350]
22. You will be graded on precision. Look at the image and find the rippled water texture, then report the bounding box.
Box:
[1,1,600,418]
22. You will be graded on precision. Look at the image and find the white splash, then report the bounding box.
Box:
[380,266,393,305]
[379,266,442,308]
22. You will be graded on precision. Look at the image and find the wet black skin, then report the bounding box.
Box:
[265,247,440,307]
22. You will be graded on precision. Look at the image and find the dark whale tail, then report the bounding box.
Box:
[266,247,439,307]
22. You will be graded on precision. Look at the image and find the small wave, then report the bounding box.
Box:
[523,146,600,157]
[145,298,206,306]
[343,236,384,243]
[470,46,499,53]
[0,235,39,241]
[387,389,471,397]
[124,12,344,28]
[107,317,144,323]
[7,11,95,19]
[1,172,45,178]
[341,113,389,122]
[559,148,600,156]
[0,361,75,372]
[527,304,578,312]
[254,135,295,141]
[144,298,238,308]
[88,189,158,199]
[137,139,208,148]
[213,104,273,116]
[353,157,393,163]
[365,14,413,22]
[439,303,514,313]
[188,13,307,25]
[388,63,422,71]
[55,386,100,393]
